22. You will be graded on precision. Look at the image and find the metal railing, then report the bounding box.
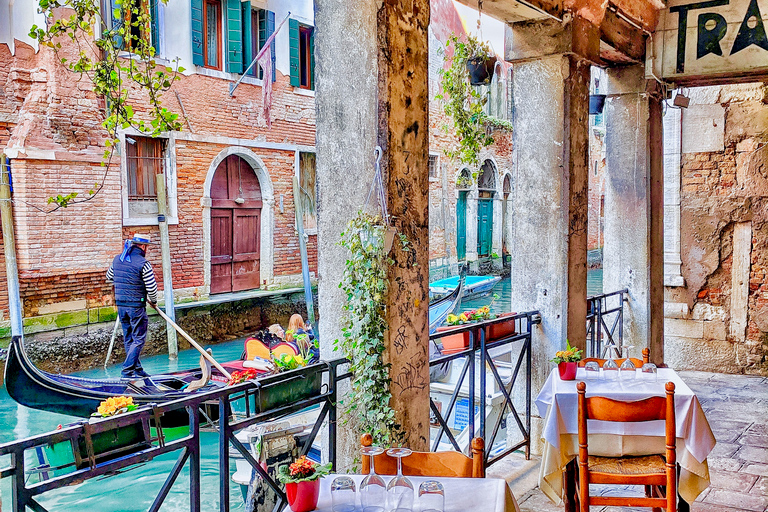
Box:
[428,311,539,465]
[586,289,628,358]
[0,358,350,512]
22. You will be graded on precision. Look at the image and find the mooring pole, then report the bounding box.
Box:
[0,154,23,337]
[156,173,177,359]
[292,174,316,330]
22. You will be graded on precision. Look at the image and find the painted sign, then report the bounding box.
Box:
[648,0,768,82]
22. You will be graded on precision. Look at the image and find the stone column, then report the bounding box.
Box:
[466,189,479,261]
[506,18,593,451]
[603,65,665,364]
[316,0,431,461]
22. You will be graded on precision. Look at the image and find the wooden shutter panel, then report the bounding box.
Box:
[267,10,276,82]
[191,0,204,66]
[309,27,315,90]
[226,0,243,73]
[149,0,159,52]
[241,2,252,74]
[289,18,300,87]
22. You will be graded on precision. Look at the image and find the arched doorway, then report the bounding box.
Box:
[456,168,472,261]
[477,160,496,257]
[210,155,262,294]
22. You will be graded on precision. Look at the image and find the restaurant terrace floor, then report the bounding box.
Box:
[493,371,768,512]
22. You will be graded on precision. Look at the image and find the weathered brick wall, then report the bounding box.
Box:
[587,129,605,253]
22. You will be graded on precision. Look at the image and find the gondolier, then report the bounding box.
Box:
[106,234,159,378]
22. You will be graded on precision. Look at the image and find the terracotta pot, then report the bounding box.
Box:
[435,326,470,354]
[487,312,517,341]
[558,362,577,381]
[285,479,321,512]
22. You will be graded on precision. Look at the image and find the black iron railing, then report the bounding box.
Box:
[586,289,628,358]
[0,358,350,512]
[428,311,539,465]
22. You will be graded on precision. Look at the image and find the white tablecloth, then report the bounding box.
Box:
[534,367,716,504]
[314,474,520,512]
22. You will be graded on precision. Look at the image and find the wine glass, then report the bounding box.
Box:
[331,476,356,512]
[418,480,445,512]
[619,346,636,381]
[360,446,387,512]
[641,361,658,382]
[584,361,600,380]
[602,345,619,380]
[386,448,414,512]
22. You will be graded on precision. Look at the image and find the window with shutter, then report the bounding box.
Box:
[126,136,165,201]
[103,0,159,52]
[191,0,204,66]
[202,0,222,69]
[241,2,253,76]
[258,10,276,82]
[289,20,314,90]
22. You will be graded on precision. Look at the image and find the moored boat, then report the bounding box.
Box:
[429,274,500,300]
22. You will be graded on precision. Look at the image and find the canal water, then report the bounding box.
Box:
[0,339,250,512]
[0,270,604,510]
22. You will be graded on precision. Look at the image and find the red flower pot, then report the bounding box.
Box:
[435,326,470,354]
[558,362,577,381]
[487,312,517,341]
[285,479,321,512]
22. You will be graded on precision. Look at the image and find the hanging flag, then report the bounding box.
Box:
[255,13,290,129]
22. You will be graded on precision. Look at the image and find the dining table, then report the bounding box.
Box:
[534,367,716,511]
[313,473,521,512]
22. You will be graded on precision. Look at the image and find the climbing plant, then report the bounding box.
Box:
[29,0,183,210]
[335,212,407,447]
[436,34,512,169]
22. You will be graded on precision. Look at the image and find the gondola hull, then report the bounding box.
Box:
[3,336,223,427]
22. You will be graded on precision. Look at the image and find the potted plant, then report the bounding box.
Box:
[464,35,497,86]
[277,456,332,512]
[437,305,496,353]
[551,341,583,381]
[487,311,517,341]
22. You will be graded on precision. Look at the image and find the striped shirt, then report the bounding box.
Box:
[106,261,159,304]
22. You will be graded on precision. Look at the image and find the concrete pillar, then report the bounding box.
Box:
[316,0,431,461]
[466,189,478,261]
[603,65,665,364]
[506,18,592,450]
[492,193,503,257]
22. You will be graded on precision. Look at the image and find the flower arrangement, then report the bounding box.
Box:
[95,396,137,417]
[272,353,308,371]
[550,340,583,363]
[277,456,332,484]
[228,368,260,385]
[446,295,500,326]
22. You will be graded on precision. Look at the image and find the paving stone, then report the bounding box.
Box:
[737,445,768,464]
[516,489,561,512]
[754,476,767,496]
[747,423,768,436]
[742,463,768,476]
[709,469,759,492]
[709,456,744,472]
[710,442,741,459]
[715,428,746,444]
[702,489,768,511]
[692,503,756,512]
[738,433,768,448]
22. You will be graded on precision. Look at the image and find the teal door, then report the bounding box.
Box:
[456,191,467,260]
[477,198,493,257]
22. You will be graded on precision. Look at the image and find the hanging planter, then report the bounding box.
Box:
[589,94,606,115]
[467,55,497,86]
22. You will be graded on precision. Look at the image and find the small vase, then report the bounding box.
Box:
[285,479,321,512]
[558,361,577,381]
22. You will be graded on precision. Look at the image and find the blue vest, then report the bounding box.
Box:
[112,247,148,307]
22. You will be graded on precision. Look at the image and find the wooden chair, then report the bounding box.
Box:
[577,381,677,512]
[361,433,485,478]
[578,347,650,368]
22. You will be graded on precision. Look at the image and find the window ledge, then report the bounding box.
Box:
[123,215,179,227]
[428,177,440,183]
[194,66,264,87]
[293,87,315,97]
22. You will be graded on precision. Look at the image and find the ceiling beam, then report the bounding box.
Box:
[599,8,647,63]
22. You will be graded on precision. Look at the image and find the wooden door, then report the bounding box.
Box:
[477,198,493,257]
[456,191,467,261]
[210,155,262,294]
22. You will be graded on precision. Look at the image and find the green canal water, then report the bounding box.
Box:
[0,270,603,511]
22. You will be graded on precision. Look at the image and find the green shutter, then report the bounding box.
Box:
[149,0,159,54]
[257,10,276,82]
[267,10,275,82]
[226,0,243,73]
[289,18,300,87]
[309,27,315,90]
[106,0,124,49]
[241,3,252,75]
[191,0,204,66]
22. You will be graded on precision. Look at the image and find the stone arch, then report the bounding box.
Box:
[456,167,473,190]
[477,159,498,192]
[202,147,275,294]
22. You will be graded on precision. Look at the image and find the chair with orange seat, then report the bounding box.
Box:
[361,433,485,478]
[576,380,677,511]
[578,347,650,368]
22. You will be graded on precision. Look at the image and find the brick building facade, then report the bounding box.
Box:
[0,0,318,341]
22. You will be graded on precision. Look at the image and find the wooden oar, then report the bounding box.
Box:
[104,317,121,369]
[150,303,232,380]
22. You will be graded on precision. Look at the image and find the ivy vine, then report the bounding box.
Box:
[436,34,511,169]
[334,212,406,447]
[29,0,183,210]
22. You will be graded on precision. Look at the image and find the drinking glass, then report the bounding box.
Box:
[641,362,658,382]
[619,346,636,381]
[386,448,414,512]
[418,480,445,512]
[360,445,387,512]
[584,361,600,380]
[331,476,356,512]
[602,356,619,380]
